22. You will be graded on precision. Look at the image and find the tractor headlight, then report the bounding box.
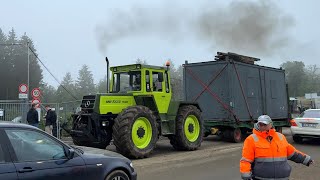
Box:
[102,121,107,127]
[130,162,134,168]
[136,64,141,69]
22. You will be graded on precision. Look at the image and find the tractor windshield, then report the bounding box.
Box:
[111,71,141,93]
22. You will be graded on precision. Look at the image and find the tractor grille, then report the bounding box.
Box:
[80,95,96,111]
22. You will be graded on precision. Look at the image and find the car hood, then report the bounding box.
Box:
[73,146,128,165]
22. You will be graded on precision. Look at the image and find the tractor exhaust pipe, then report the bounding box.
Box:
[105,57,109,93]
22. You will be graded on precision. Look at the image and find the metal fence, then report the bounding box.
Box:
[0,100,82,140]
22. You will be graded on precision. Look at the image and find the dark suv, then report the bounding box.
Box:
[0,122,137,180]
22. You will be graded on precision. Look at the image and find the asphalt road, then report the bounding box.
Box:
[68,128,320,180]
[134,128,320,180]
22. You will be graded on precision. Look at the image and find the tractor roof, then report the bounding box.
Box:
[110,64,166,72]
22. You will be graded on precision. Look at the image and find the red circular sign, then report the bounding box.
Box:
[19,84,28,93]
[31,88,41,98]
[31,99,41,106]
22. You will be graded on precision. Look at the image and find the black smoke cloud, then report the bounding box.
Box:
[96,1,294,56]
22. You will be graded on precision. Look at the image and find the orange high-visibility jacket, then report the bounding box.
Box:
[240,128,311,180]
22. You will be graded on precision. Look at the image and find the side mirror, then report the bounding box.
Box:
[66,148,75,160]
[158,72,164,82]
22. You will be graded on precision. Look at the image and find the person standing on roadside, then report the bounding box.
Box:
[240,115,314,180]
[27,103,39,128]
[44,105,57,136]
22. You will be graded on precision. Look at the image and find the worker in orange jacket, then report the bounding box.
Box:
[240,115,314,180]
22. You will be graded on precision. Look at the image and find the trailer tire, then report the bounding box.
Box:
[231,128,242,143]
[169,105,203,150]
[113,106,158,159]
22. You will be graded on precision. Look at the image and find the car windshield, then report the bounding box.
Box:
[111,71,141,93]
[298,110,320,118]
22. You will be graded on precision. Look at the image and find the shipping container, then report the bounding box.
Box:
[183,52,290,142]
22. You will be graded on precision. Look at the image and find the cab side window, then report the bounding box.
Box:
[152,72,163,92]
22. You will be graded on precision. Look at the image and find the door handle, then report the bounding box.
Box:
[162,96,165,97]
[18,167,34,173]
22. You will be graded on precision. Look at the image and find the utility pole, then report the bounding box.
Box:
[27,41,30,100]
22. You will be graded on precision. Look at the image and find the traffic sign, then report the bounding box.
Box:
[19,84,28,94]
[31,88,41,98]
[31,99,41,106]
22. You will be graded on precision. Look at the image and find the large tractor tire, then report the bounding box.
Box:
[169,105,203,150]
[113,106,158,158]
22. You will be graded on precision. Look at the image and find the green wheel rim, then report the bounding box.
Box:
[184,115,200,142]
[132,117,152,149]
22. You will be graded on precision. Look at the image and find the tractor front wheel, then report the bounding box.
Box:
[113,106,158,158]
[169,105,203,150]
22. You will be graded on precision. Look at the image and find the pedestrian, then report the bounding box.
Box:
[240,115,314,180]
[44,105,57,136]
[26,103,39,127]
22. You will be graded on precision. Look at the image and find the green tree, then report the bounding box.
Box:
[76,65,95,98]
[304,65,320,94]
[135,58,148,65]
[40,82,57,103]
[96,75,108,93]
[168,60,183,100]
[281,61,308,97]
[0,28,43,100]
[56,72,76,102]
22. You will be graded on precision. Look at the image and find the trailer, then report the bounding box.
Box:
[183,52,290,142]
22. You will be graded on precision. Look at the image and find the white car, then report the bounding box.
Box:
[290,109,320,143]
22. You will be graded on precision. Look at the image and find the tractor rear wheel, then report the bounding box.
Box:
[113,106,158,158]
[169,105,203,150]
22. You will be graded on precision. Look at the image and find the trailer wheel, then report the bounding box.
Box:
[113,106,158,158]
[231,128,242,143]
[169,105,203,150]
[223,128,242,143]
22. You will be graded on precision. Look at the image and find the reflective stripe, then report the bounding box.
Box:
[255,157,287,162]
[303,155,311,165]
[241,172,252,179]
[277,132,283,140]
[240,157,253,163]
[254,176,289,180]
[251,134,258,142]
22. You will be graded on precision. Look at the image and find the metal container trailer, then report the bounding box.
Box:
[183,52,290,142]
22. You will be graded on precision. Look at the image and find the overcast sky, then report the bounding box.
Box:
[1,0,320,87]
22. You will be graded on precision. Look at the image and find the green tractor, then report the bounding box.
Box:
[70,59,203,158]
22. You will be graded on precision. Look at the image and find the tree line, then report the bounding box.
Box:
[1,28,319,103]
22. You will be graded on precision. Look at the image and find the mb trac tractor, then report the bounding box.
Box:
[70,59,203,158]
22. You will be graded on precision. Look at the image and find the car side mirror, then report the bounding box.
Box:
[66,148,75,160]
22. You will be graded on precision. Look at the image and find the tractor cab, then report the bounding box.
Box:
[110,64,170,95]
[109,64,172,114]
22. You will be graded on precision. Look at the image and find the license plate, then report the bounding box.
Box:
[302,123,318,128]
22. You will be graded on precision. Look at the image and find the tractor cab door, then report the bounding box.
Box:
[150,70,171,113]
